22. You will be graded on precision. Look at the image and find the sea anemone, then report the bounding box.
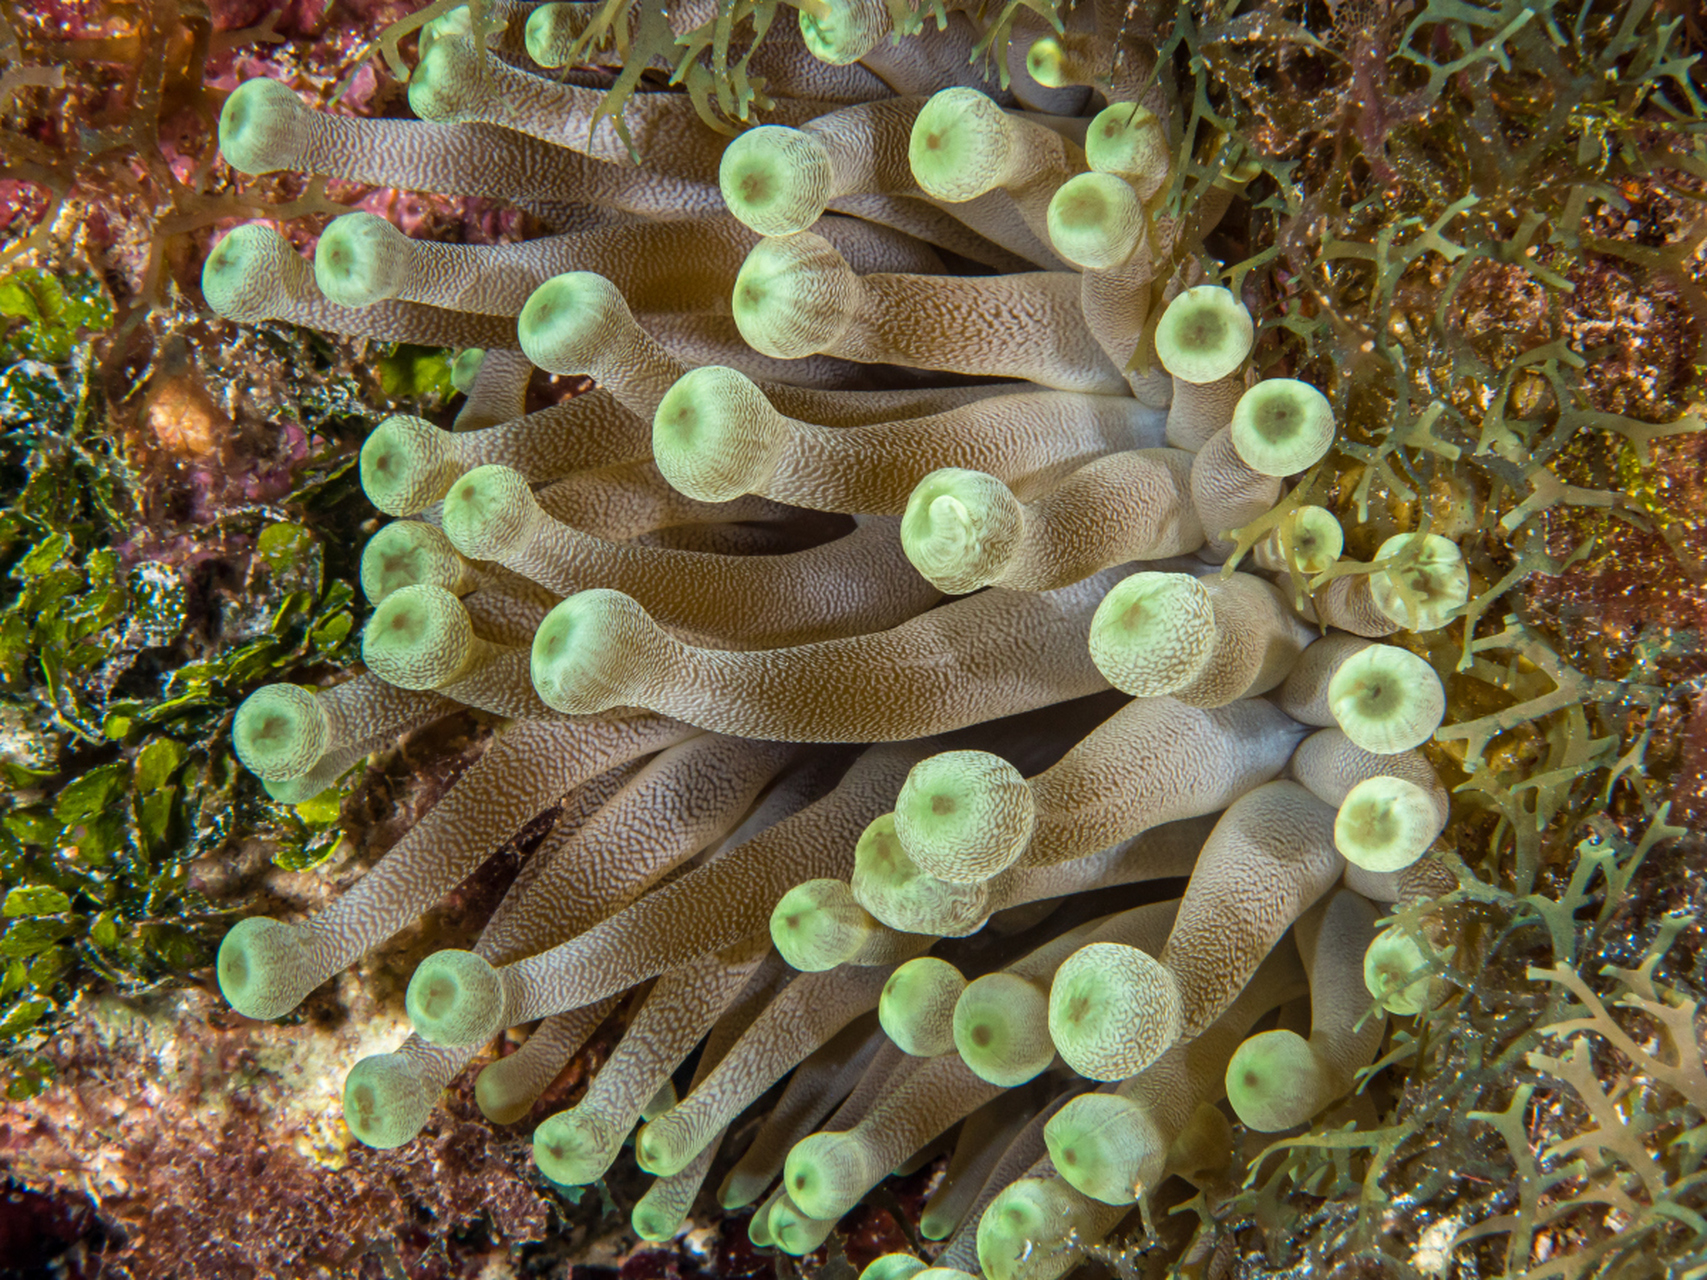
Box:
[210,1,1475,1273]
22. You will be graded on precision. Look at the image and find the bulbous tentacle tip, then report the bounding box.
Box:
[218,77,309,176]
[1087,571,1217,698]
[1326,643,1446,755]
[1231,377,1337,476]
[407,33,489,122]
[360,520,471,603]
[518,271,635,375]
[343,1052,437,1149]
[718,1167,769,1211]
[1364,924,1434,1015]
[473,1055,537,1126]
[1047,172,1146,270]
[315,212,410,308]
[533,1109,621,1186]
[653,366,790,502]
[524,2,591,67]
[1085,103,1169,194]
[440,462,541,561]
[233,683,330,780]
[732,233,859,360]
[783,1131,871,1221]
[976,1178,1084,1280]
[852,813,991,937]
[405,948,506,1047]
[1043,1093,1164,1206]
[633,1115,690,1178]
[879,955,965,1057]
[449,347,484,394]
[719,126,836,238]
[1369,532,1470,631]
[953,971,1052,1086]
[860,1255,927,1280]
[530,588,661,715]
[900,468,1024,595]
[1154,285,1255,385]
[770,878,875,972]
[769,1196,837,1255]
[201,224,298,323]
[360,414,459,517]
[632,1188,690,1242]
[1047,942,1183,1081]
[1335,775,1445,871]
[217,916,318,1019]
[893,749,1035,884]
[1024,37,1070,87]
[797,0,890,64]
[1272,504,1344,575]
[909,87,1013,203]
[1224,1029,1320,1132]
[362,584,477,690]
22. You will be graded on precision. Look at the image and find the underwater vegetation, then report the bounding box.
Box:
[0,0,1704,1277]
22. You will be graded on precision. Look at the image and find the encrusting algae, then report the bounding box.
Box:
[0,0,1704,1277]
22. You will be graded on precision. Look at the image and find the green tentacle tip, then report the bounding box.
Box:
[362,583,476,690]
[360,520,469,603]
[474,1054,537,1125]
[861,1256,927,1280]
[1154,285,1254,385]
[1225,1029,1319,1132]
[954,972,1053,1086]
[1025,37,1069,88]
[216,916,316,1020]
[634,1113,692,1178]
[531,589,656,715]
[1043,1092,1159,1205]
[201,224,292,324]
[718,126,835,237]
[519,272,630,375]
[899,468,1023,596]
[525,3,589,67]
[1326,643,1446,755]
[218,77,307,175]
[405,948,505,1047]
[894,750,1035,884]
[1087,571,1216,697]
[631,1188,689,1242]
[653,366,788,502]
[407,32,485,121]
[977,1178,1082,1280]
[1275,504,1343,575]
[1369,532,1470,631]
[1230,377,1336,476]
[770,878,880,972]
[1335,775,1444,871]
[533,1109,619,1186]
[909,87,1012,203]
[233,683,329,780]
[361,414,459,516]
[1047,172,1146,271]
[879,955,965,1056]
[732,233,858,359]
[1047,942,1182,1081]
[783,1130,869,1220]
[441,463,539,561]
[343,1053,436,1148]
[798,0,889,64]
[852,812,991,938]
[1365,925,1434,1015]
[1085,104,1169,191]
[314,211,409,308]
[770,1195,838,1255]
